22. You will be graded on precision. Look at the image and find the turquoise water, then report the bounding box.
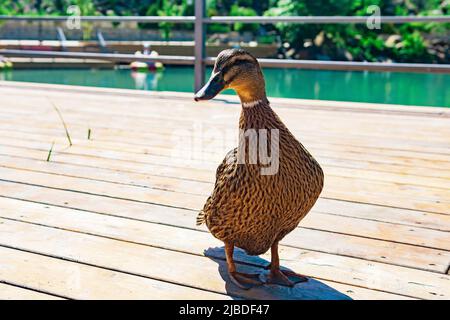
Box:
[1,67,448,107]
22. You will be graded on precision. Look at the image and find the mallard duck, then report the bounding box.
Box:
[194,49,324,289]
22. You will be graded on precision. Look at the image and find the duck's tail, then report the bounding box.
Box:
[196,211,206,226]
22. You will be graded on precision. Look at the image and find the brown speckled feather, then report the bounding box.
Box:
[198,100,324,256]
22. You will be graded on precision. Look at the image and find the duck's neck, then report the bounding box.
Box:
[234,72,267,105]
[239,98,284,131]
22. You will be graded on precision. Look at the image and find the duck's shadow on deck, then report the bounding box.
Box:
[204,247,352,300]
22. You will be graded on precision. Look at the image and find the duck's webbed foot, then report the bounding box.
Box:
[225,241,263,290]
[265,241,308,287]
[229,271,263,290]
[266,268,308,287]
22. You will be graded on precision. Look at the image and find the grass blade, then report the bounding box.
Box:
[46,141,55,162]
[49,99,72,147]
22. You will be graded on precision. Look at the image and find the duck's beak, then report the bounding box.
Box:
[194,72,225,101]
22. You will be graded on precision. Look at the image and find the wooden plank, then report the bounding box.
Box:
[0,125,450,188]
[0,167,449,252]
[0,164,448,250]
[2,166,449,260]
[1,118,449,169]
[1,184,450,273]
[0,218,408,300]
[1,121,450,185]
[323,166,450,189]
[3,141,449,187]
[2,88,448,147]
[1,112,448,170]
[0,247,230,300]
[1,87,448,198]
[300,213,450,251]
[322,156,450,179]
[1,130,448,181]
[314,198,450,232]
[1,82,449,300]
[0,195,449,273]
[0,251,402,301]
[0,283,64,300]
[0,215,445,299]
[1,140,449,214]
[3,138,450,183]
[1,150,449,209]
[0,153,212,195]
[1,93,449,155]
[2,116,450,163]
[0,143,213,181]
[0,165,204,210]
[1,146,449,206]
[1,81,447,116]
[2,85,447,131]
[0,81,431,114]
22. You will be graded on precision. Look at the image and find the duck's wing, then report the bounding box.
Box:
[215,147,240,185]
[196,148,239,226]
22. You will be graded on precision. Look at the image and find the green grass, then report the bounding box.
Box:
[49,99,73,147]
[46,141,55,162]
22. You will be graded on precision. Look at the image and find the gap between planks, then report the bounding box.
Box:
[0,282,66,300]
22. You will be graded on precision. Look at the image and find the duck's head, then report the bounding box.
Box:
[194,49,266,104]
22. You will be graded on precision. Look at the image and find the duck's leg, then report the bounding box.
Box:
[224,241,263,290]
[266,241,308,287]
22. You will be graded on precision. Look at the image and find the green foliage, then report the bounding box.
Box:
[264,0,448,62]
[206,0,230,33]
[265,0,353,47]
[141,0,194,38]
[1,0,448,63]
[73,0,96,15]
[73,0,98,40]
[229,4,257,32]
[156,0,189,40]
[395,31,432,62]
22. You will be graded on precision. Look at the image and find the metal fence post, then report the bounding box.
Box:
[194,0,206,92]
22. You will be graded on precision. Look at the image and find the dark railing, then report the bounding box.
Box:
[0,0,449,90]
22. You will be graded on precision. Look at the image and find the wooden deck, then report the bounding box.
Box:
[0,81,449,300]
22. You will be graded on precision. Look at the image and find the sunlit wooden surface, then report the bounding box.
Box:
[0,81,449,300]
